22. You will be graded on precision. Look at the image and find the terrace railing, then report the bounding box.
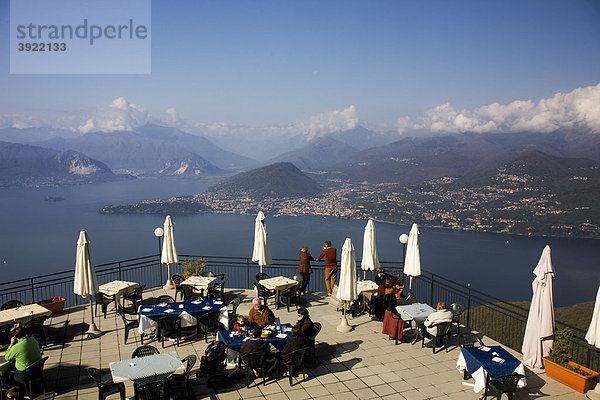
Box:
[0,254,597,371]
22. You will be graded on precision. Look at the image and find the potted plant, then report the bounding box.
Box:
[181,257,206,278]
[33,297,66,315]
[544,327,599,393]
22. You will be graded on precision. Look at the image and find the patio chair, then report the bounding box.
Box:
[131,345,160,358]
[255,272,270,283]
[307,322,322,361]
[87,367,126,400]
[209,279,226,300]
[458,332,484,348]
[483,373,525,400]
[197,310,221,343]
[168,354,197,399]
[227,297,242,329]
[182,285,202,301]
[450,302,466,336]
[256,283,275,305]
[171,274,186,301]
[117,306,140,345]
[133,380,170,400]
[0,324,12,346]
[277,283,299,312]
[156,295,175,304]
[282,347,309,386]
[200,271,215,277]
[1,300,24,310]
[95,292,115,319]
[123,285,145,311]
[23,315,49,344]
[18,355,49,398]
[293,274,304,294]
[422,321,452,354]
[157,315,182,348]
[239,351,267,387]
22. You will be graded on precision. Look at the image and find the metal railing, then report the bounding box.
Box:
[0,254,597,371]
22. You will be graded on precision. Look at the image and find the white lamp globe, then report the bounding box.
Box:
[399,234,409,244]
[154,227,164,238]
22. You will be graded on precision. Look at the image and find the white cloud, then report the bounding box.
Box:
[75,97,149,133]
[297,105,358,140]
[396,83,600,134]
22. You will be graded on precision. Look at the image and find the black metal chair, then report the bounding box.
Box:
[156,295,175,304]
[131,345,160,358]
[200,271,215,277]
[168,354,197,399]
[256,283,275,305]
[209,279,226,300]
[133,380,170,400]
[227,297,242,329]
[255,272,270,283]
[483,373,525,400]
[239,351,266,387]
[422,321,452,354]
[459,332,484,348]
[157,315,182,348]
[123,285,145,311]
[277,283,299,312]
[282,347,309,386]
[23,315,49,345]
[95,293,115,319]
[0,324,12,346]
[117,307,140,345]
[197,310,221,343]
[88,367,126,400]
[171,274,186,302]
[450,302,466,335]
[182,285,203,301]
[307,322,322,361]
[1,300,24,310]
[293,275,304,294]
[19,356,49,398]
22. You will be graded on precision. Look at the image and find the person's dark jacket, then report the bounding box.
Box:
[240,338,275,358]
[374,273,396,286]
[298,252,314,274]
[296,317,315,338]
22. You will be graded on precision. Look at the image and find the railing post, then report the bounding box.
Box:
[30,278,35,302]
[430,274,435,305]
[466,283,472,328]
[246,258,250,290]
[118,262,122,281]
[587,344,592,369]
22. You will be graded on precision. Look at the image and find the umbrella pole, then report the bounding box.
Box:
[363,270,366,280]
[163,263,173,290]
[337,301,354,332]
[85,297,101,339]
[409,276,413,292]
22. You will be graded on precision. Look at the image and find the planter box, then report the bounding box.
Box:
[544,356,599,393]
[36,297,66,315]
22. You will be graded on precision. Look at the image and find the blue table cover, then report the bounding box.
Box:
[461,345,521,378]
[217,323,293,351]
[139,299,225,321]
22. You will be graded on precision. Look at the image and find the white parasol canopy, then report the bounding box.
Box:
[522,245,555,369]
[361,219,380,279]
[161,216,178,289]
[404,223,421,291]
[74,230,101,338]
[252,211,272,272]
[337,237,358,332]
[585,285,600,348]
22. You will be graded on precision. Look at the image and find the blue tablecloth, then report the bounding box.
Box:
[461,345,521,378]
[217,323,293,351]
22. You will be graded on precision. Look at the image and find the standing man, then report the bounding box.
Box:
[316,240,337,296]
[297,246,313,296]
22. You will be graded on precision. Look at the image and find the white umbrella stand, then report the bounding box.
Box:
[404,223,421,293]
[161,216,179,290]
[252,211,272,273]
[361,219,380,280]
[337,237,358,333]
[74,230,101,339]
[585,285,600,399]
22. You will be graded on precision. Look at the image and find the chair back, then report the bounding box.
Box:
[23,315,49,336]
[1,300,24,310]
[228,297,241,315]
[309,322,322,340]
[181,354,197,378]
[493,373,524,393]
[450,302,465,317]
[241,351,266,369]
[131,345,160,358]
[434,321,452,338]
[293,275,304,285]
[171,274,185,285]
[199,310,221,328]
[156,295,175,303]
[284,347,308,367]
[87,367,104,388]
[22,355,48,376]
[158,315,181,334]
[134,380,169,400]
[256,283,274,299]
[280,283,299,296]
[201,271,215,277]
[256,272,270,282]
[458,332,483,348]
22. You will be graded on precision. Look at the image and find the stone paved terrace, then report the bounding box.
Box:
[27,286,590,400]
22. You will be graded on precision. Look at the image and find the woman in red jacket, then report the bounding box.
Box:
[298,246,313,295]
[316,240,337,296]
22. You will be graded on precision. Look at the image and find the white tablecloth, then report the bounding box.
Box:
[138,305,228,334]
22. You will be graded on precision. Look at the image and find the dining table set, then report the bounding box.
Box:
[138,299,228,335]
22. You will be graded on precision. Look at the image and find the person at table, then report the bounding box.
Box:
[240,325,279,373]
[374,267,397,297]
[3,327,41,386]
[422,301,453,345]
[281,325,308,363]
[316,240,337,296]
[295,307,315,337]
[297,246,313,296]
[248,298,276,327]
[234,315,248,332]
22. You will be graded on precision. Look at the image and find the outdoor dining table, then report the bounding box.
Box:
[138,299,228,335]
[258,276,298,304]
[0,304,52,327]
[110,351,184,385]
[217,323,293,366]
[181,276,216,297]
[395,302,435,344]
[456,345,526,393]
[98,280,138,306]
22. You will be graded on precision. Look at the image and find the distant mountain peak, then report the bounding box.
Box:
[157,153,223,176]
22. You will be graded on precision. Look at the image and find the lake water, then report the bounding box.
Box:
[1,177,598,307]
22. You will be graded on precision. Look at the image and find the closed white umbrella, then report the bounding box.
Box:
[161,216,179,289]
[586,285,600,348]
[252,211,272,273]
[522,245,555,369]
[337,237,358,333]
[404,223,421,292]
[361,219,380,280]
[74,230,101,338]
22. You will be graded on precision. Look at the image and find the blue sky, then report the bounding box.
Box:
[1,0,599,134]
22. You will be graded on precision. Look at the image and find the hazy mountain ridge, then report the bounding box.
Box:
[157,153,224,176]
[266,137,360,170]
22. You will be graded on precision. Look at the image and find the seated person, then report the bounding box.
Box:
[281,325,308,364]
[239,325,279,373]
[3,327,42,386]
[371,277,398,321]
[233,315,248,332]
[248,298,276,327]
[422,301,453,344]
[295,307,315,337]
[374,267,396,297]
